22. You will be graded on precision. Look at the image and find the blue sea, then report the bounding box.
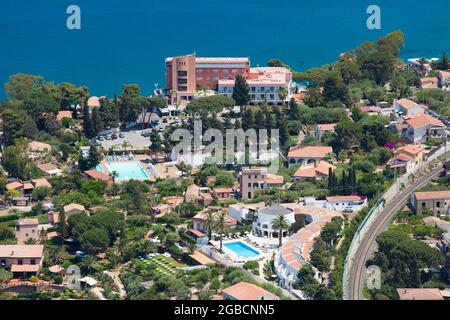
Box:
[1,0,449,99]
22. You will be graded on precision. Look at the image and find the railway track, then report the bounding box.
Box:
[347,165,444,300]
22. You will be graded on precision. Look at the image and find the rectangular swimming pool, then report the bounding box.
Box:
[96,161,150,180]
[223,241,260,258]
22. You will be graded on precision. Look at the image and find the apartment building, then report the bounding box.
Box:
[412,191,450,215]
[239,167,284,200]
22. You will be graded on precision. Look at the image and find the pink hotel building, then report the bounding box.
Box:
[165,54,250,104]
[165,53,292,105]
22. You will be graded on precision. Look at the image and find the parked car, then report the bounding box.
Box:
[97,136,105,141]
[105,134,112,140]
[111,133,118,139]
[119,132,125,138]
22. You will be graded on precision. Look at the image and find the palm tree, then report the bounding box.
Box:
[202,210,216,241]
[49,246,66,265]
[79,255,97,274]
[109,144,120,156]
[271,215,290,248]
[278,87,288,106]
[198,289,213,300]
[136,239,156,257]
[6,189,20,206]
[122,140,132,152]
[176,161,192,177]
[214,210,227,253]
[24,238,37,245]
[109,170,119,197]
[39,229,47,245]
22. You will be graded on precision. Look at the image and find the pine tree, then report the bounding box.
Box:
[87,145,102,168]
[288,98,300,120]
[232,75,250,109]
[242,109,254,131]
[437,52,449,71]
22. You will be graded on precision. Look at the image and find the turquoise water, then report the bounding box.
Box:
[96,161,149,180]
[224,241,260,258]
[1,1,449,99]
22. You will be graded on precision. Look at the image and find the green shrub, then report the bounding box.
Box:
[53,275,63,284]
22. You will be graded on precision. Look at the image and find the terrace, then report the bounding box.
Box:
[138,253,187,277]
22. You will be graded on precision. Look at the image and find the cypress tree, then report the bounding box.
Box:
[328,168,334,194]
[83,105,92,138]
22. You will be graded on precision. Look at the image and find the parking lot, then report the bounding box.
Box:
[96,130,151,151]
[94,114,183,151]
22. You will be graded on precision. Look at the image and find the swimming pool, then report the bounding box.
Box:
[223,241,261,259]
[96,161,150,180]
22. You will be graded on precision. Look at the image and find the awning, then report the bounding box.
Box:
[79,277,98,286]
[189,251,216,265]
[10,264,40,273]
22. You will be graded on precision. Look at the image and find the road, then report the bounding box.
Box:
[346,165,444,300]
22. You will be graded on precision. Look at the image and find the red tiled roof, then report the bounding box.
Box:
[222,282,277,300]
[84,170,111,181]
[404,113,445,129]
[397,288,443,300]
[288,146,333,158]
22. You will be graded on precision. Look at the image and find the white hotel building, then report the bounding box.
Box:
[252,204,296,238]
[218,67,293,105]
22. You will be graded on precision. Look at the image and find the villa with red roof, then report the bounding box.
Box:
[389,145,425,173]
[402,113,446,143]
[0,245,44,276]
[287,146,333,168]
[394,98,425,116]
[293,160,335,181]
[192,209,237,235]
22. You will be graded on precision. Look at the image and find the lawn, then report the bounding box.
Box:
[141,253,187,277]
